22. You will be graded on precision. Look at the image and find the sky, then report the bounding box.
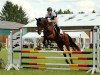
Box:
[0,0,100,21]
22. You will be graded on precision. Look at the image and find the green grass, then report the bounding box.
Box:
[0,48,100,75]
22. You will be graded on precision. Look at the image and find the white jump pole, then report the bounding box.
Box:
[87,26,100,74]
[6,28,22,70]
[97,26,100,70]
[6,31,19,70]
[16,28,23,68]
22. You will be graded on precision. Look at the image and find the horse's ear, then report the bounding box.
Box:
[35,18,38,20]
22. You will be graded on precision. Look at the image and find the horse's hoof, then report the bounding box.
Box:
[71,62,74,64]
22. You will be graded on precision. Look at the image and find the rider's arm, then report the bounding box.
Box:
[50,17,57,23]
[49,12,57,23]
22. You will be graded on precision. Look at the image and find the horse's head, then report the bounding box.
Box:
[35,17,48,35]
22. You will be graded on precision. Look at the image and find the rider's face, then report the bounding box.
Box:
[48,11,52,15]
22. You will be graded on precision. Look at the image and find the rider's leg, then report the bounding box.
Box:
[55,24,60,38]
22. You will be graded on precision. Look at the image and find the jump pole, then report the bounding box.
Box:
[23,66,89,71]
[21,62,93,67]
[97,26,100,69]
[6,31,19,70]
[6,28,22,70]
[87,26,100,74]
[14,50,93,54]
[21,56,94,60]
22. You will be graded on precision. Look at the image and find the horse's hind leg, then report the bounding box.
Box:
[63,52,70,64]
[66,46,74,64]
[57,43,69,64]
[69,53,74,64]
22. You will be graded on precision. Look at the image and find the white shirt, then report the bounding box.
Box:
[45,11,57,19]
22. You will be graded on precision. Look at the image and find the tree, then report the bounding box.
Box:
[64,9,73,14]
[56,9,73,14]
[57,9,63,14]
[0,1,28,24]
[78,11,85,14]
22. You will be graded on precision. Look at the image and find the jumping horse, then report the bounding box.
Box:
[35,17,80,64]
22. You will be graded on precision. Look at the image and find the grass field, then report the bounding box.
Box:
[0,48,100,75]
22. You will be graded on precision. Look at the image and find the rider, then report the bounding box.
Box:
[45,7,61,41]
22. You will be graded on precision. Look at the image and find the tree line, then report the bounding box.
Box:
[55,9,96,14]
[55,9,73,14]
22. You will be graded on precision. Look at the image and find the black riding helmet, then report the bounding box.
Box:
[47,7,52,11]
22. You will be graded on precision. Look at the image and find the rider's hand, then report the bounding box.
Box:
[47,18,52,22]
[48,19,52,22]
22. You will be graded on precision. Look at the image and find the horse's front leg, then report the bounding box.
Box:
[47,39,51,45]
[43,37,47,47]
[43,36,50,48]
[47,34,54,40]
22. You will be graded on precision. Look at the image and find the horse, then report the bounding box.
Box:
[35,17,80,64]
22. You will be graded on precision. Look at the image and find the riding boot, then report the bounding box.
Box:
[55,24,61,42]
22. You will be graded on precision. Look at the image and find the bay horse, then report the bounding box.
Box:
[35,17,80,64]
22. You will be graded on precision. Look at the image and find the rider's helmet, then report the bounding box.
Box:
[47,7,52,11]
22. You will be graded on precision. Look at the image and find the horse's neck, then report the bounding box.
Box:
[43,24,55,35]
[48,22,54,26]
[43,22,56,35]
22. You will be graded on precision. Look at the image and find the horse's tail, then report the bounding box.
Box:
[68,35,80,51]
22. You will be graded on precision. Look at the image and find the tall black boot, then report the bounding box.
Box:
[55,25,61,41]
